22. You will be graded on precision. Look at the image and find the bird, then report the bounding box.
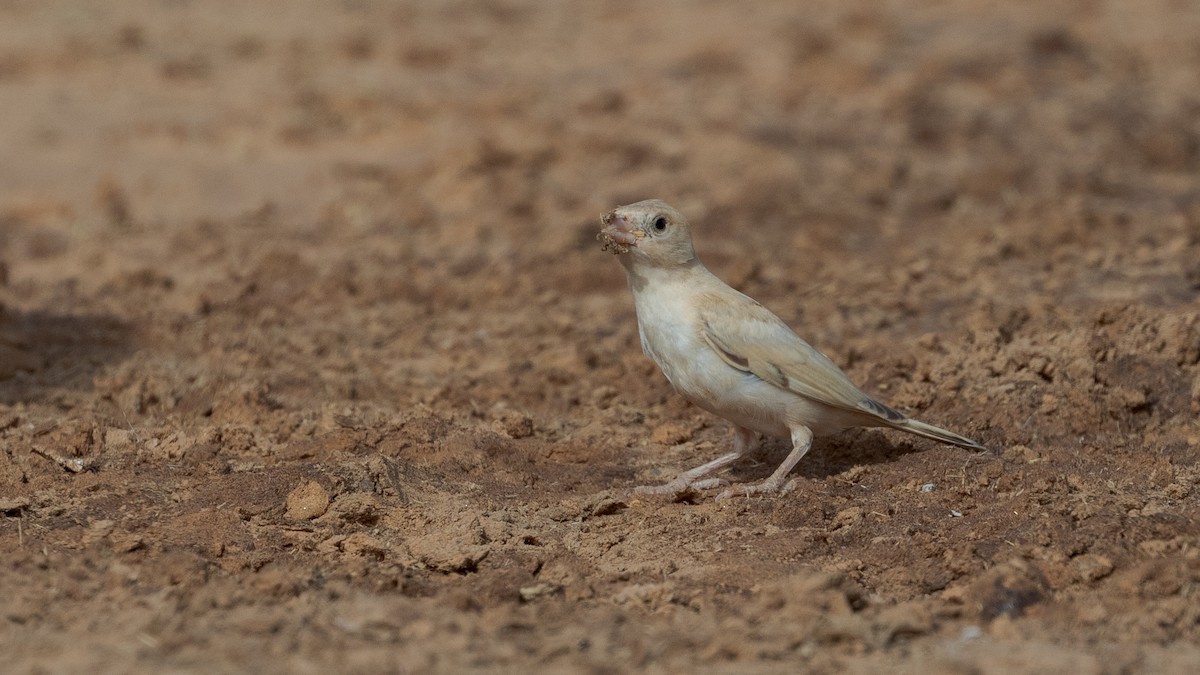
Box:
[597,199,987,501]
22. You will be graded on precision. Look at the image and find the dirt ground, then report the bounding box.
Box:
[2,0,1199,672]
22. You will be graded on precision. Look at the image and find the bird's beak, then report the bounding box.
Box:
[598,209,645,254]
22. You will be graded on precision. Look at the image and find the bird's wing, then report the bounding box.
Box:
[698,292,905,422]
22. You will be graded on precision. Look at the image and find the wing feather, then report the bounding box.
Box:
[699,293,904,422]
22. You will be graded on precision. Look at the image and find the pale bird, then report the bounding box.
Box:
[598,199,987,501]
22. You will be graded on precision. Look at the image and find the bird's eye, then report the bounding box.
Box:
[653,216,668,231]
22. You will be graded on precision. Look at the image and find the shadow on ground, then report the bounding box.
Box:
[0,308,135,404]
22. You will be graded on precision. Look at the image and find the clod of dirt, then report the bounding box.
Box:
[833,506,866,530]
[338,532,389,560]
[650,422,692,446]
[0,496,30,514]
[321,493,381,525]
[519,582,563,603]
[285,480,330,520]
[612,582,676,610]
[584,492,629,519]
[408,538,490,574]
[969,559,1051,621]
[83,519,116,545]
[491,408,534,439]
[1071,554,1115,583]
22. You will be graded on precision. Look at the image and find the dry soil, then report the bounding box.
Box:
[2,1,1200,673]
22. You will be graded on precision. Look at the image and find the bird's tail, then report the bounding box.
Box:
[890,417,989,452]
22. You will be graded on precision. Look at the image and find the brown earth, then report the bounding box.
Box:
[2,1,1200,672]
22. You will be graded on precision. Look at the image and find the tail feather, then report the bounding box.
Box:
[891,417,988,452]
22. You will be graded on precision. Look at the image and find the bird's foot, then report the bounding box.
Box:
[630,450,742,499]
[715,477,798,502]
[631,476,729,497]
[714,427,811,502]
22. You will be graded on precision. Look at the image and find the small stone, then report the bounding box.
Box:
[285,480,330,520]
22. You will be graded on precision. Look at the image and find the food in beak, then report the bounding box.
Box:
[597,210,641,254]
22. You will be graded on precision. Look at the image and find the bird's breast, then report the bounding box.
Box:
[630,282,793,438]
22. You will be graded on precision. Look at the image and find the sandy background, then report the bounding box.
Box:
[2,0,1199,672]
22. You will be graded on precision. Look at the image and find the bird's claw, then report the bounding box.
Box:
[633,475,801,502]
[631,476,730,499]
[714,478,798,502]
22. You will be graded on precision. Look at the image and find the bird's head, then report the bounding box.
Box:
[598,199,696,268]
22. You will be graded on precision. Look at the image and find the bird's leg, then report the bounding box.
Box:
[632,426,756,496]
[716,426,813,501]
